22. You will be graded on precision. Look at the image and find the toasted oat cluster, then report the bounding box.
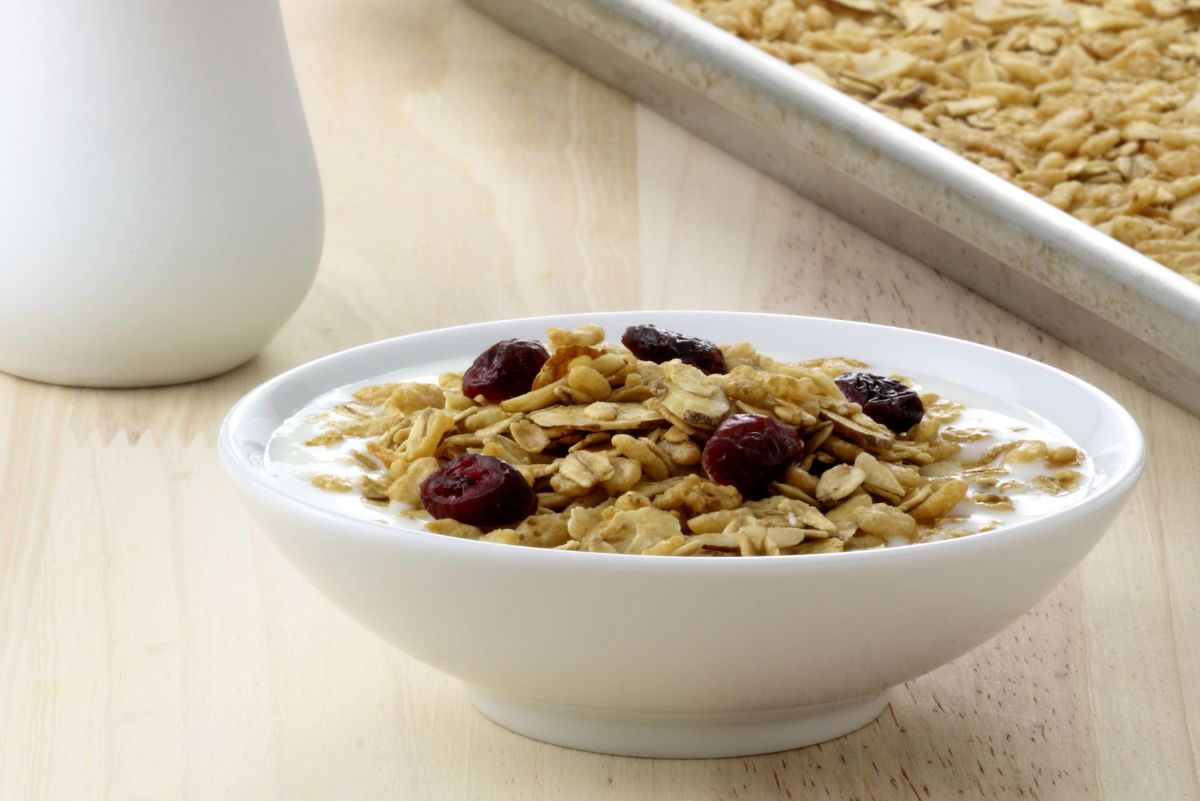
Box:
[675,0,1200,284]
[304,325,1084,556]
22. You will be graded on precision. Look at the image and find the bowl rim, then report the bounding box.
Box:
[219,310,1146,571]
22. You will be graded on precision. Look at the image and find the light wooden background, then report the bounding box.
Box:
[4,0,1199,798]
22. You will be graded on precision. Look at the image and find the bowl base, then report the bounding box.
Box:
[466,687,890,758]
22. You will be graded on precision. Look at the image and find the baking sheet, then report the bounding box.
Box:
[466,0,1200,416]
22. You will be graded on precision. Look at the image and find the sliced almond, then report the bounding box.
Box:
[820,409,895,451]
[528,403,664,432]
[653,361,731,430]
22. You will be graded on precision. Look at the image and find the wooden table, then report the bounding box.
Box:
[4,1,1199,798]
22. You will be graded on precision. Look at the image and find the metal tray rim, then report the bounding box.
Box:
[466,0,1200,412]
[589,0,1200,320]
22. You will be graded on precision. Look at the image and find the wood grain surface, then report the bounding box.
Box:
[3,1,1199,798]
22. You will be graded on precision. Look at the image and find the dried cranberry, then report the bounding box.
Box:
[621,325,727,375]
[419,453,537,527]
[834,372,925,434]
[462,339,550,403]
[701,413,802,497]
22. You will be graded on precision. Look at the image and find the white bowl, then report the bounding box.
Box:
[219,311,1144,758]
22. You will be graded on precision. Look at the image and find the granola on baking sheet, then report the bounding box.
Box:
[299,324,1087,556]
[674,0,1200,285]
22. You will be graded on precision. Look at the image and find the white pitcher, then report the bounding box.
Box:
[0,0,324,386]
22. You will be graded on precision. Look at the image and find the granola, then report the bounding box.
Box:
[674,0,1200,285]
[275,325,1089,556]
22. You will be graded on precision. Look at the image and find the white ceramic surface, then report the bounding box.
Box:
[219,311,1145,758]
[0,0,323,387]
